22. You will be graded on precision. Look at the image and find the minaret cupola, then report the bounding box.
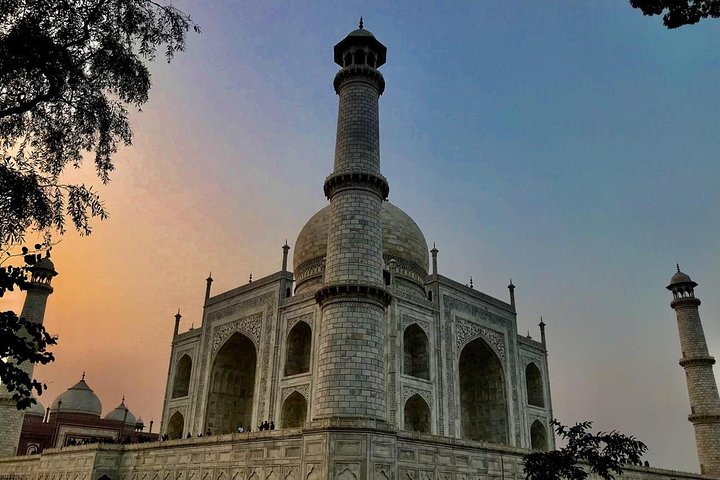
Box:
[667,264,698,303]
[334,18,387,70]
[29,254,58,294]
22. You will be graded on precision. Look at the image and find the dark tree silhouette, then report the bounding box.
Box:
[524,419,647,480]
[0,0,200,245]
[0,246,57,409]
[630,0,720,28]
[0,0,198,409]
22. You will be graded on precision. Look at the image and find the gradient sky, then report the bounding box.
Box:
[4,0,720,473]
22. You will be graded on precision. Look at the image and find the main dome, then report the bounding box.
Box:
[293,201,429,294]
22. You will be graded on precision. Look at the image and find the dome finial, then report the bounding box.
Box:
[359,17,364,29]
[81,371,85,381]
[677,263,681,273]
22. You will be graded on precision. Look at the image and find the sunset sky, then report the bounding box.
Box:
[4,0,720,472]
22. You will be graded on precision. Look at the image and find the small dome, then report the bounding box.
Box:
[293,202,429,293]
[25,399,45,417]
[36,256,55,271]
[347,28,375,38]
[50,378,102,417]
[671,270,693,284]
[104,399,137,425]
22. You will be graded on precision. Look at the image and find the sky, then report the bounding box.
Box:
[4,0,720,473]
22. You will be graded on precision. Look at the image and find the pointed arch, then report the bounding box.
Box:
[172,354,192,398]
[404,394,431,434]
[403,324,429,379]
[530,420,548,450]
[281,391,307,428]
[285,321,311,376]
[205,332,256,434]
[167,411,184,439]
[459,337,508,444]
[526,362,545,407]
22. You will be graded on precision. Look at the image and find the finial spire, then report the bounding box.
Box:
[121,395,125,403]
[359,17,364,29]
[469,276,474,289]
[81,371,85,381]
[677,263,681,272]
[249,271,253,283]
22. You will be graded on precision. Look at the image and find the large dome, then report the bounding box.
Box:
[50,378,102,417]
[293,201,429,294]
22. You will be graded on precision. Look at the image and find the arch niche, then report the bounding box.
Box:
[458,336,508,444]
[530,420,548,450]
[403,324,429,380]
[281,391,307,428]
[526,362,545,407]
[404,394,431,433]
[205,332,257,434]
[167,411,184,439]
[171,354,192,398]
[285,321,311,376]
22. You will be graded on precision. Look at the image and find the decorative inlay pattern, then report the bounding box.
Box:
[211,313,263,354]
[455,318,505,361]
[287,313,313,333]
[402,314,431,335]
[280,384,310,404]
[402,386,432,406]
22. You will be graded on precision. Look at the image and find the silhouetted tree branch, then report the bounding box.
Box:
[524,419,647,480]
[630,0,720,28]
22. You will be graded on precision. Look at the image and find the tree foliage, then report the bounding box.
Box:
[524,420,647,480]
[0,246,58,409]
[630,0,720,28]
[0,0,200,245]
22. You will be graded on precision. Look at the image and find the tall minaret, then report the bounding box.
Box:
[0,255,57,457]
[313,20,391,423]
[667,266,720,476]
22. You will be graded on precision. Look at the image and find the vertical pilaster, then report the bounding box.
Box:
[313,25,391,422]
[668,269,720,476]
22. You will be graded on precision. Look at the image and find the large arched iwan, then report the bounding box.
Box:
[205,332,257,434]
[458,336,508,444]
[171,354,192,398]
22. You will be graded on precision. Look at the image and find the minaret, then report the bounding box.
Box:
[313,20,391,422]
[667,266,720,476]
[0,254,57,457]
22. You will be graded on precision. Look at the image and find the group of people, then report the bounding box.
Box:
[236,420,274,433]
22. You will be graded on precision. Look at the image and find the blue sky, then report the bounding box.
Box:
[7,0,719,472]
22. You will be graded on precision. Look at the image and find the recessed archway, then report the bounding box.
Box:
[403,324,429,380]
[285,321,311,376]
[281,391,307,428]
[205,332,256,434]
[167,411,184,439]
[530,420,548,450]
[526,363,544,407]
[171,354,192,398]
[404,394,431,434]
[459,337,508,444]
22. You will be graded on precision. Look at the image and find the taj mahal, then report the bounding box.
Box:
[1,22,719,480]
